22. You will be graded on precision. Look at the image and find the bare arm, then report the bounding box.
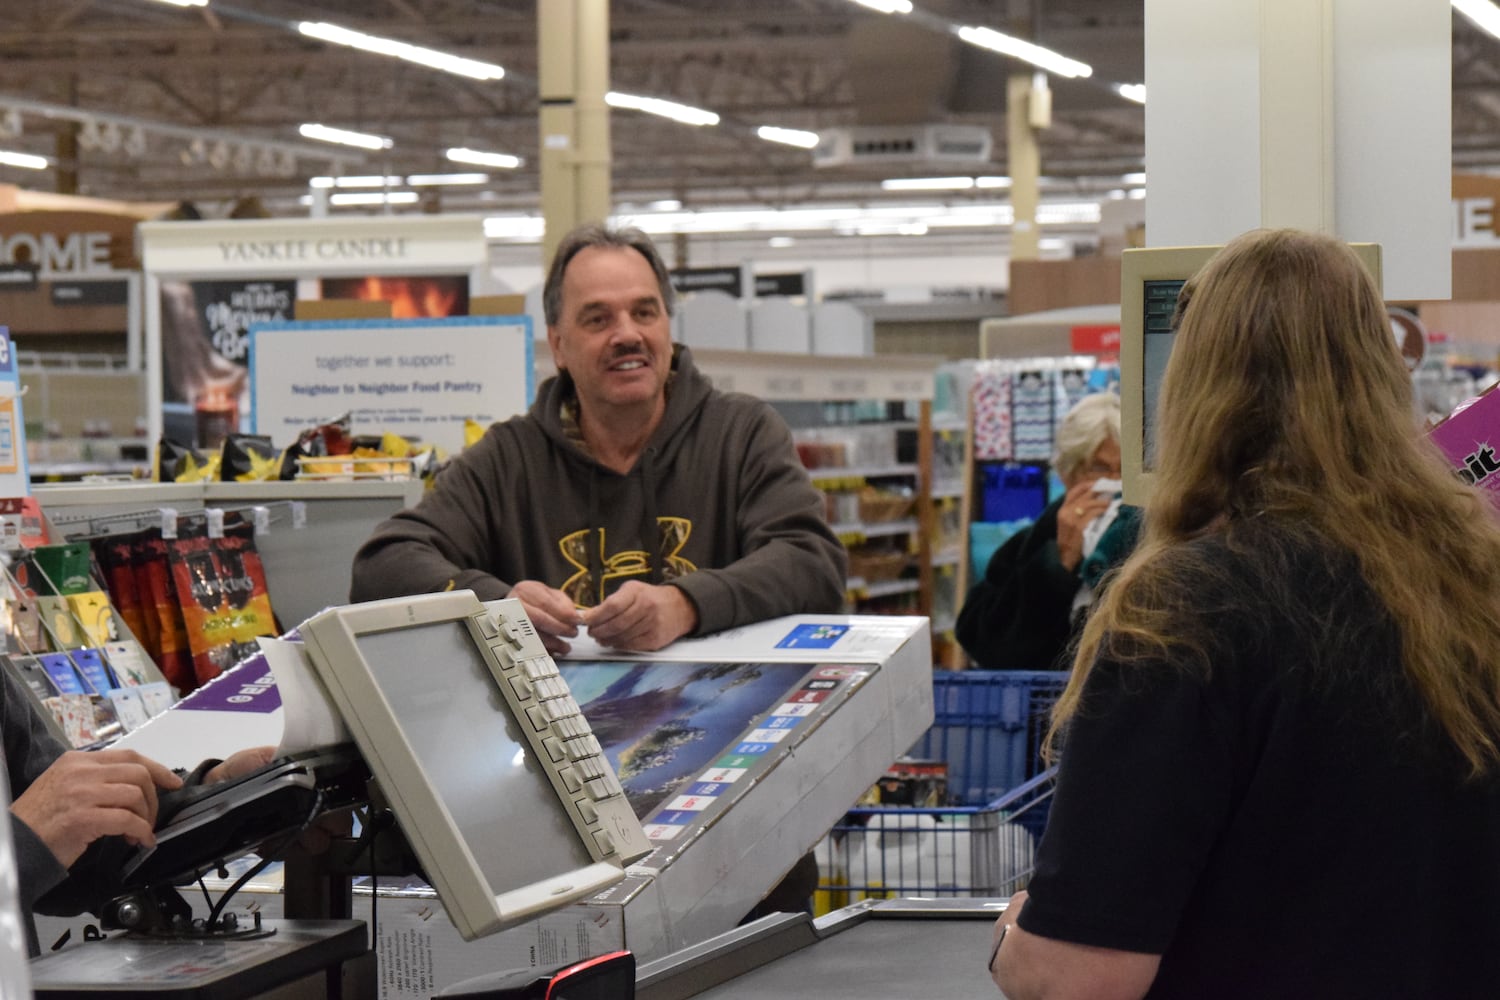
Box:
[991,891,1161,1000]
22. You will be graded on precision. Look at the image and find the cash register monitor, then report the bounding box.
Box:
[298,591,653,942]
[1119,242,1382,505]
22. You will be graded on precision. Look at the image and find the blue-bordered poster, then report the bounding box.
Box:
[248,315,533,455]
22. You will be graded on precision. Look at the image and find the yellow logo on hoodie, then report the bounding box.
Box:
[558,517,696,607]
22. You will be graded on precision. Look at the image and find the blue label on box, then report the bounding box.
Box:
[687,782,727,797]
[37,653,86,695]
[734,742,774,755]
[765,716,800,729]
[775,623,849,649]
[70,648,116,693]
[653,810,698,826]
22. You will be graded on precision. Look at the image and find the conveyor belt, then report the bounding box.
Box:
[638,899,1007,1000]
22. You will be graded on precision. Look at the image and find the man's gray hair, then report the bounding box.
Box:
[542,222,676,326]
[1052,392,1120,481]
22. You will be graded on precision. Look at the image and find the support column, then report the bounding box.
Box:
[1006,73,1041,261]
[538,0,612,266]
[1258,0,1334,233]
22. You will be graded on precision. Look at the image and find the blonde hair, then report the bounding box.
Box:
[1053,392,1120,482]
[1053,228,1500,775]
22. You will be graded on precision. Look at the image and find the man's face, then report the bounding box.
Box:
[548,246,673,419]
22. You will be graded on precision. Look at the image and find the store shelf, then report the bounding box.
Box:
[831,519,919,540]
[808,464,920,484]
[846,577,922,599]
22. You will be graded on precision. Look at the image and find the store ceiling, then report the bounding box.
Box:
[0,2,1494,247]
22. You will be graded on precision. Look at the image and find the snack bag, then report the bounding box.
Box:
[167,519,278,686]
[91,532,151,649]
[134,531,195,693]
[221,433,284,482]
[156,438,206,483]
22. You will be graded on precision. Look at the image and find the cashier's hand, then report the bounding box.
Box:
[202,745,276,785]
[10,749,183,869]
[509,580,586,656]
[584,581,698,652]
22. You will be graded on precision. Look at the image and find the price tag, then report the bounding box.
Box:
[252,505,271,537]
[159,507,178,540]
[205,508,225,539]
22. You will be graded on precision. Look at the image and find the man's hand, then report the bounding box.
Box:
[10,749,183,869]
[584,581,698,651]
[509,579,585,655]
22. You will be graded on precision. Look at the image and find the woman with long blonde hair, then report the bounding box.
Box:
[989,228,1500,999]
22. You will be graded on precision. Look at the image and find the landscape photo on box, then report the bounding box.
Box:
[559,660,808,819]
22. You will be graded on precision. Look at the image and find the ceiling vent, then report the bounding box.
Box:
[812,124,993,168]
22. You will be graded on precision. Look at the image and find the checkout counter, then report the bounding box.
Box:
[23,602,935,999]
[637,898,1007,1000]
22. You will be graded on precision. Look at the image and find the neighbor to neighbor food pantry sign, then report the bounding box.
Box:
[247,315,533,454]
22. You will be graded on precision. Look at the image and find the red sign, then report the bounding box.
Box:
[1070,324,1122,354]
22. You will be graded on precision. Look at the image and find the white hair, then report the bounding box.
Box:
[1053,392,1120,480]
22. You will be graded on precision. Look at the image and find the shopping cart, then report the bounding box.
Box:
[814,670,1069,913]
[910,669,1070,805]
[815,768,1057,912]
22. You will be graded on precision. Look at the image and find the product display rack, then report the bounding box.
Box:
[795,397,969,656]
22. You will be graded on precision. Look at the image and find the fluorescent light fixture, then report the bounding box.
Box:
[768,236,797,248]
[848,0,913,12]
[149,0,208,6]
[446,147,522,169]
[976,176,1012,189]
[0,150,48,170]
[648,199,682,211]
[1115,83,1147,104]
[1121,172,1147,185]
[486,199,1100,242]
[329,191,420,206]
[309,174,402,189]
[757,125,821,149]
[300,123,392,150]
[1454,0,1500,39]
[406,172,488,186]
[882,176,975,191]
[483,215,548,240]
[1128,189,1147,200]
[955,25,1092,79]
[606,91,720,127]
[297,21,505,81]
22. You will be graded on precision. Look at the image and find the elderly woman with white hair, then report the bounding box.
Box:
[955,392,1130,670]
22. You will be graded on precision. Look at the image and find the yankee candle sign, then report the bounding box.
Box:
[248,316,533,455]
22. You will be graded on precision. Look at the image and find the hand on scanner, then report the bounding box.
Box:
[10,748,183,869]
[152,745,280,830]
